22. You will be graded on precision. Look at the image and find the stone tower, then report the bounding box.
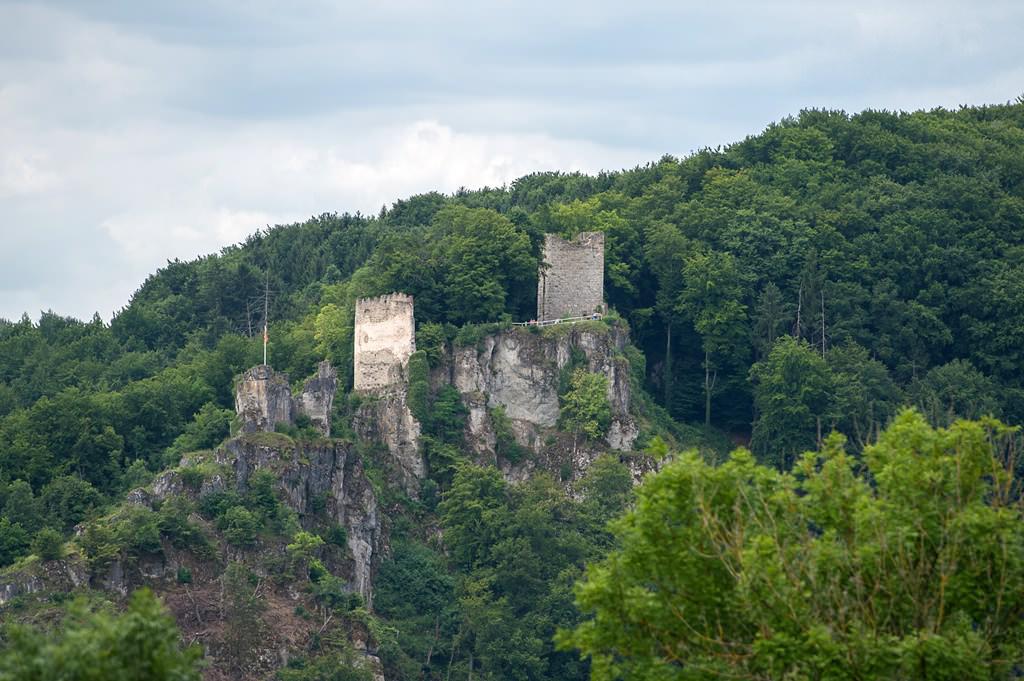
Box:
[536,232,605,321]
[354,293,416,391]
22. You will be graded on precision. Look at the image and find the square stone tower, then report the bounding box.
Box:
[354,293,416,391]
[536,232,605,321]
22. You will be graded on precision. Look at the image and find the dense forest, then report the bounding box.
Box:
[3,99,1024,680]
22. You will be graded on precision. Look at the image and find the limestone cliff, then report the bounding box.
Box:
[236,361,339,437]
[1,360,386,681]
[218,435,382,604]
[352,392,424,495]
[295,361,338,436]
[235,365,293,433]
[438,322,639,483]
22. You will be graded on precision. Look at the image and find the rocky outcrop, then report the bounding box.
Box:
[349,322,640,487]
[235,365,294,433]
[236,362,340,437]
[221,435,382,605]
[353,392,424,496]
[0,558,89,606]
[295,361,338,436]
[443,323,638,481]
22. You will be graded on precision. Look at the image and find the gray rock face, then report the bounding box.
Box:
[0,558,89,606]
[295,361,338,436]
[451,325,637,458]
[236,362,340,437]
[353,391,424,496]
[235,365,294,433]
[221,437,382,606]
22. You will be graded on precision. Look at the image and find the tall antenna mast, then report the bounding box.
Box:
[262,274,270,366]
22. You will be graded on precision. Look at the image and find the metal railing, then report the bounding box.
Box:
[513,313,604,328]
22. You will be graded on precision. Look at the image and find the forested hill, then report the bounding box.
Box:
[3,100,1024,504]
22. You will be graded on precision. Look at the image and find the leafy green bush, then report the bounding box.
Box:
[246,469,285,526]
[31,527,63,561]
[121,459,154,491]
[3,481,41,534]
[622,343,646,388]
[286,531,325,575]
[428,385,466,443]
[453,321,510,347]
[559,369,611,442]
[277,649,372,681]
[117,506,162,557]
[423,437,464,488]
[406,350,430,423]
[557,346,588,395]
[179,466,205,490]
[40,475,103,532]
[274,413,321,440]
[198,489,245,519]
[218,506,260,547]
[564,412,1024,680]
[0,518,30,567]
[157,497,210,554]
[163,401,233,467]
[78,522,119,571]
[490,405,529,463]
[415,322,450,367]
[325,524,347,548]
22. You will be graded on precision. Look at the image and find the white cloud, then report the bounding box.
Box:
[1,0,1022,321]
[0,151,60,198]
[94,117,648,261]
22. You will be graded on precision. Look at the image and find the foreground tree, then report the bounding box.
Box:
[563,411,1024,680]
[0,588,202,680]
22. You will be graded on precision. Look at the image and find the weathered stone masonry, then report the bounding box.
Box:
[351,293,424,492]
[536,232,605,321]
[354,293,416,391]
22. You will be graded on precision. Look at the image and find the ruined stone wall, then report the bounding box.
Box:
[354,293,416,391]
[536,232,605,321]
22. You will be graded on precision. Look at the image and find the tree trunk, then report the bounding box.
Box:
[445,630,459,681]
[664,322,673,410]
[704,349,712,426]
[424,615,440,676]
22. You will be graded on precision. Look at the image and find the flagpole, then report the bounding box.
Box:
[262,275,269,366]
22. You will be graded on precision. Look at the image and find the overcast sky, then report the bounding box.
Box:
[1,1,1021,321]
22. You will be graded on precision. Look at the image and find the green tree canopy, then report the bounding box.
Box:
[750,336,833,468]
[563,411,1024,681]
[559,370,612,445]
[0,588,202,680]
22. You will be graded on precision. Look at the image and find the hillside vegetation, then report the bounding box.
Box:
[2,100,1024,680]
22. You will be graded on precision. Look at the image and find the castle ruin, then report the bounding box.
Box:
[536,232,605,321]
[354,293,416,391]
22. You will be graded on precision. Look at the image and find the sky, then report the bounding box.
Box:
[1,1,1022,322]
